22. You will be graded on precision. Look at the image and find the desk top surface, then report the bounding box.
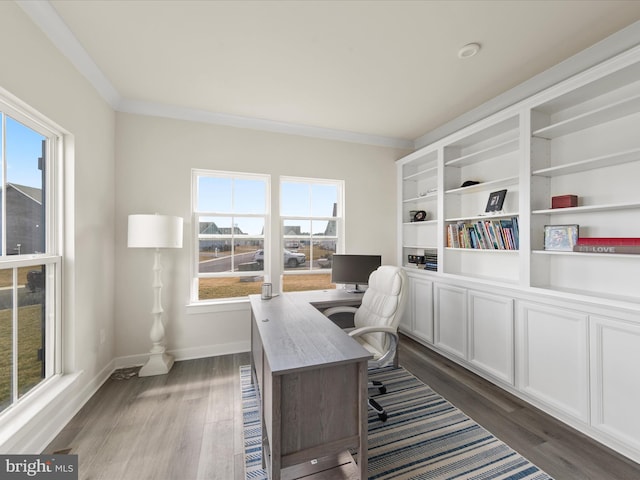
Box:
[249,290,371,375]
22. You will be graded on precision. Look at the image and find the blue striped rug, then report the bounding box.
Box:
[241,365,553,479]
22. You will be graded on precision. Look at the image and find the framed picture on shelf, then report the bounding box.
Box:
[485,189,507,212]
[544,224,579,251]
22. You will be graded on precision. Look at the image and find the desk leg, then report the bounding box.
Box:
[358,361,368,480]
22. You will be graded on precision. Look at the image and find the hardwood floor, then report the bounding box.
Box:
[46,352,251,480]
[45,336,640,479]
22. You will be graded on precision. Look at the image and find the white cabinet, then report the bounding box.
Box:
[409,274,433,344]
[434,284,467,360]
[590,315,640,454]
[517,301,590,422]
[400,272,434,344]
[468,290,514,385]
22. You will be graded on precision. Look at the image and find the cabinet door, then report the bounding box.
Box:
[517,301,589,422]
[434,284,467,359]
[590,315,640,452]
[410,276,434,344]
[468,290,514,385]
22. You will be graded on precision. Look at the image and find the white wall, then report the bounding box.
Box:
[0,3,115,452]
[114,112,408,361]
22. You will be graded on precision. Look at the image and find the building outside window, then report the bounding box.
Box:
[0,97,61,415]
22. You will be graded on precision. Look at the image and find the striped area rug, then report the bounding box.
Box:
[241,365,553,480]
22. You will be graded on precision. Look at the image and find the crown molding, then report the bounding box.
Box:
[16,0,413,150]
[118,98,414,149]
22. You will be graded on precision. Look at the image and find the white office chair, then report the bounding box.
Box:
[324,265,408,421]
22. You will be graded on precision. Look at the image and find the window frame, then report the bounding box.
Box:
[191,169,270,303]
[0,92,63,414]
[279,176,344,283]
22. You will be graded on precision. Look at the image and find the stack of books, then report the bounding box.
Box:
[424,250,437,271]
[573,237,640,254]
[446,217,519,250]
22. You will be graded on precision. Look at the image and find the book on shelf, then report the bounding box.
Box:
[576,237,640,246]
[573,245,640,254]
[446,217,519,250]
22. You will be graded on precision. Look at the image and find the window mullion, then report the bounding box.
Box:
[11,267,18,403]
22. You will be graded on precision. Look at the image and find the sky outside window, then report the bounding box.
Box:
[5,116,45,189]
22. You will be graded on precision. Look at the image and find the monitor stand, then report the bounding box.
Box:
[348,284,365,294]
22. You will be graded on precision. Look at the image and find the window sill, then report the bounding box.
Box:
[0,371,83,451]
[186,298,251,315]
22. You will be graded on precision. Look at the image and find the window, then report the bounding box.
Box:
[192,170,269,301]
[191,172,343,301]
[280,177,343,293]
[0,98,61,415]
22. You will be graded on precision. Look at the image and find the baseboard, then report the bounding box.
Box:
[113,341,251,369]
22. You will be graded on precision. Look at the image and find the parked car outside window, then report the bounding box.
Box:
[254,249,306,267]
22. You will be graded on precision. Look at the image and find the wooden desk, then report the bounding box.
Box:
[249,290,370,480]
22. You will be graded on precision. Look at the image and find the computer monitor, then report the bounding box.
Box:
[331,254,382,293]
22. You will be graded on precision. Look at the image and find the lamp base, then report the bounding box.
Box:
[138,352,175,377]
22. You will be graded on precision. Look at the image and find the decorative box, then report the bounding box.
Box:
[552,195,578,209]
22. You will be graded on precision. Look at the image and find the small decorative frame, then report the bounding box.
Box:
[485,189,507,213]
[413,210,428,222]
[544,224,579,251]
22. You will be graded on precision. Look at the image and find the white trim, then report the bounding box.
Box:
[186,297,250,314]
[114,341,250,369]
[119,99,413,149]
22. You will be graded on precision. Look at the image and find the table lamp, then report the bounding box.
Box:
[128,214,183,376]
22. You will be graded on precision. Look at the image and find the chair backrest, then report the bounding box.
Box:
[353,265,408,355]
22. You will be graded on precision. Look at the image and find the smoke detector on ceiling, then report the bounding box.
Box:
[458,43,481,59]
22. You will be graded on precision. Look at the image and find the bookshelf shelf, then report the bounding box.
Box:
[445,176,518,195]
[403,219,437,226]
[445,247,518,253]
[403,166,438,181]
[445,212,519,222]
[403,192,437,203]
[532,147,640,177]
[445,138,519,168]
[532,202,640,215]
[532,93,640,139]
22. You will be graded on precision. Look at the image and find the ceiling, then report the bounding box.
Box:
[21,1,640,148]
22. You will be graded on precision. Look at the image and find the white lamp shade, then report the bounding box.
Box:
[128,214,183,249]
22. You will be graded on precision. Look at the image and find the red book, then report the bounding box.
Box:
[576,237,640,246]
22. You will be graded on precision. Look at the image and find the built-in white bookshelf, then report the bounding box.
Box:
[397,47,640,302]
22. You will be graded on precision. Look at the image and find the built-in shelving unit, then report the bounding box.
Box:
[399,149,439,270]
[529,56,640,300]
[396,43,640,466]
[440,114,521,283]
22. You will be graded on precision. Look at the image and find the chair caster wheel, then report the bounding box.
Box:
[378,412,388,422]
[378,386,387,394]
